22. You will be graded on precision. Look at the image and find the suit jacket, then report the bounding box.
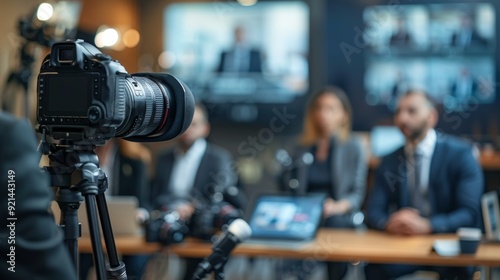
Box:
[0,113,76,279]
[390,31,411,46]
[451,30,488,47]
[217,49,262,73]
[151,142,243,210]
[450,78,478,100]
[109,150,150,209]
[366,133,484,233]
[282,136,367,214]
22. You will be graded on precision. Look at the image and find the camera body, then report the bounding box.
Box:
[190,202,242,240]
[38,39,129,142]
[145,210,189,245]
[146,202,242,244]
[37,39,193,144]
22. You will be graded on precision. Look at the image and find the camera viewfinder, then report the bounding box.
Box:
[58,48,75,63]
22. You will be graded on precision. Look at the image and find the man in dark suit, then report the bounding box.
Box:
[389,19,412,47]
[151,102,242,280]
[0,112,76,279]
[365,90,483,280]
[96,139,151,209]
[151,103,241,212]
[217,26,262,73]
[450,16,489,49]
[450,67,479,106]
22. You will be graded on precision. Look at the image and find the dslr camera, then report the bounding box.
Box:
[190,201,243,241]
[145,210,189,245]
[146,201,242,244]
[37,39,194,144]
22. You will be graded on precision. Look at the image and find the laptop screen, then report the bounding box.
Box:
[248,193,326,241]
[488,202,498,232]
[481,190,500,240]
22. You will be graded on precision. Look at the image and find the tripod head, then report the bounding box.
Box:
[43,140,105,195]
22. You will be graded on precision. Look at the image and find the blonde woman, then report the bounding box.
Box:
[281,86,367,279]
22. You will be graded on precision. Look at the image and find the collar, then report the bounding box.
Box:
[404,128,436,158]
[175,138,207,158]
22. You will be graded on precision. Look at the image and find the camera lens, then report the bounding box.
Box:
[116,76,169,138]
[113,73,194,142]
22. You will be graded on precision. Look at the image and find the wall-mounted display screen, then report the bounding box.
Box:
[163,1,309,104]
[327,0,499,136]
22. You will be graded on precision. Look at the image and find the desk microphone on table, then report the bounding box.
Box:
[192,219,252,280]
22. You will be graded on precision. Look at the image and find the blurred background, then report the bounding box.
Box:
[0,0,499,197]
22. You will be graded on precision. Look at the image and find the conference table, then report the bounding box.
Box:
[78,229,500,275]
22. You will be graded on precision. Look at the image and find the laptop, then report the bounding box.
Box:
[51,196,143,237]
[481,191,500,242]
[243,193,326,249]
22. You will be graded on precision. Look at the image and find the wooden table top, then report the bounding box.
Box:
[78,229,500,267]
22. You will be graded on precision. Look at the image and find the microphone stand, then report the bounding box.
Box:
[191,219,251,280]
[213,261,227,280]
[191,249,228,280]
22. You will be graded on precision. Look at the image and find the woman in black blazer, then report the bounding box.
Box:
[282,86,367,280]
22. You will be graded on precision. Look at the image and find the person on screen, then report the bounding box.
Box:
[389,69,408,105]
[79,139,152,280]
[450,67,478,106]
[0,112,76,279]
[217,26,262,73]
[279,87,367,280]
[389,19,412,47]
[450,16,488,48]
[364,90,483,280]
[150,102,244,280]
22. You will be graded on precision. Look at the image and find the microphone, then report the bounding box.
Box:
[301,152,314,166]
[278,150,314,192]
[192,219,252,280]
[275,149,293,167]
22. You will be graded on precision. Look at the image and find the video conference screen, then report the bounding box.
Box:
[363,3,496,113]
[326,0,499,134]
[163,1,309,104]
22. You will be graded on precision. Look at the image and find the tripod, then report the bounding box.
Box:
[43,140,127,280]
[1,41,35,118]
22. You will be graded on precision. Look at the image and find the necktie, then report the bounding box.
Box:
[411,150,429,216]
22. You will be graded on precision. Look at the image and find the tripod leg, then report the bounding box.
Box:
[55,188,83,275]
[84,195,108,280]
[96,193,127,279]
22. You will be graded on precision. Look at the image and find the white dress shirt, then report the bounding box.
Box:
[405,128,437,216]
[168,138,207,199]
